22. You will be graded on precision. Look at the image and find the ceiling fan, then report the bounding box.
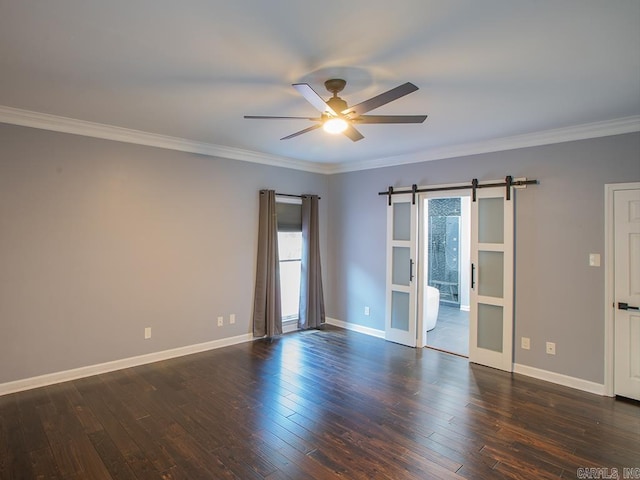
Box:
[244,79,427,142]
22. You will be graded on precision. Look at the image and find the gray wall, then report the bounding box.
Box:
[0,124,328,384]
[326,132,640,384]
[2,122,639,387]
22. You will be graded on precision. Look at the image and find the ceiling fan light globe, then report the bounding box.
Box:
[323,117,348,134]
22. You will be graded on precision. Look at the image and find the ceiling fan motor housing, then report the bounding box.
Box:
[327,96,348,115]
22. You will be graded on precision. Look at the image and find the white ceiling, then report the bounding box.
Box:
[0,0,639,171]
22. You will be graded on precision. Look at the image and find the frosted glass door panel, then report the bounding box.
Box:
[393,202,411,241]
[478,197,504,244]
[392,247,410,286]
[477,304,503,352]
[478,251,504,298]
[391,291,410,331]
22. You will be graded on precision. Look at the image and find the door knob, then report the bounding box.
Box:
[618,302,640,311]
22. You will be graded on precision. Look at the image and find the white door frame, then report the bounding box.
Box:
[604,182,640,397]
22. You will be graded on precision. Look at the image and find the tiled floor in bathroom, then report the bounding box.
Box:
[426,304,469,356]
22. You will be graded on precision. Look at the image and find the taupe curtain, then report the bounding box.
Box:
[253,190,282,338]
[298,195,325,329]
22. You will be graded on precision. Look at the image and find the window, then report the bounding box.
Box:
[276,199,302,321]
[278,231,302,321]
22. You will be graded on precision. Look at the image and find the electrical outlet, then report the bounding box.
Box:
[364,306,370,316]
[144,327,152,339]
[589,253,600,267]
[229,314,236,324]
[217,316,223,327]
[546,342,556,355]
[521,337,530,350]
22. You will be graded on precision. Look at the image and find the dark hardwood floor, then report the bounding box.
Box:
[1,326,638,479]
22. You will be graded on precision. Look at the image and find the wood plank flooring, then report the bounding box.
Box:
[1,326,638,479]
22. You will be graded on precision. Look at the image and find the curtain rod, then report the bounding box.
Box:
[378,176,538,205]
[266,192,322,200]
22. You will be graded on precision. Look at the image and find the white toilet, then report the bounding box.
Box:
[425,286,440,331]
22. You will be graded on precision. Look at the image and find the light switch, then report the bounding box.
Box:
[589,253,600,267]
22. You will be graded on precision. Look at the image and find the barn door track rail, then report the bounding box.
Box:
[379,176,538,205]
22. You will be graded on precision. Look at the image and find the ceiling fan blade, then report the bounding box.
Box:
[280,124,322,140]
[244,115,320,120]
[342,124,364,142]
[292,83,337,115]
[343,82,419,116]
[356,114,427,124]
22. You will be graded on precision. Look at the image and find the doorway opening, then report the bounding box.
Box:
[422,195,471,356]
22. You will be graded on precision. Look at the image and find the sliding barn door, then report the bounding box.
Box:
[385,193,418,347]
[469,186,514,371]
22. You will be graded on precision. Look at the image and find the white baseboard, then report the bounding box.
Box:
[513,363,606,396]
[0,333,254,397]
[326,317,386,339]
[2,330,608,398]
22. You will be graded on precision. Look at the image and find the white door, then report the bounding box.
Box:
[469,186,514,371]
[614,188,640,400]
[385,193,418,347]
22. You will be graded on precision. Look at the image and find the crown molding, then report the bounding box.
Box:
[1,105,637,176]
[0,105,332,174]
[325,115,640,174]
